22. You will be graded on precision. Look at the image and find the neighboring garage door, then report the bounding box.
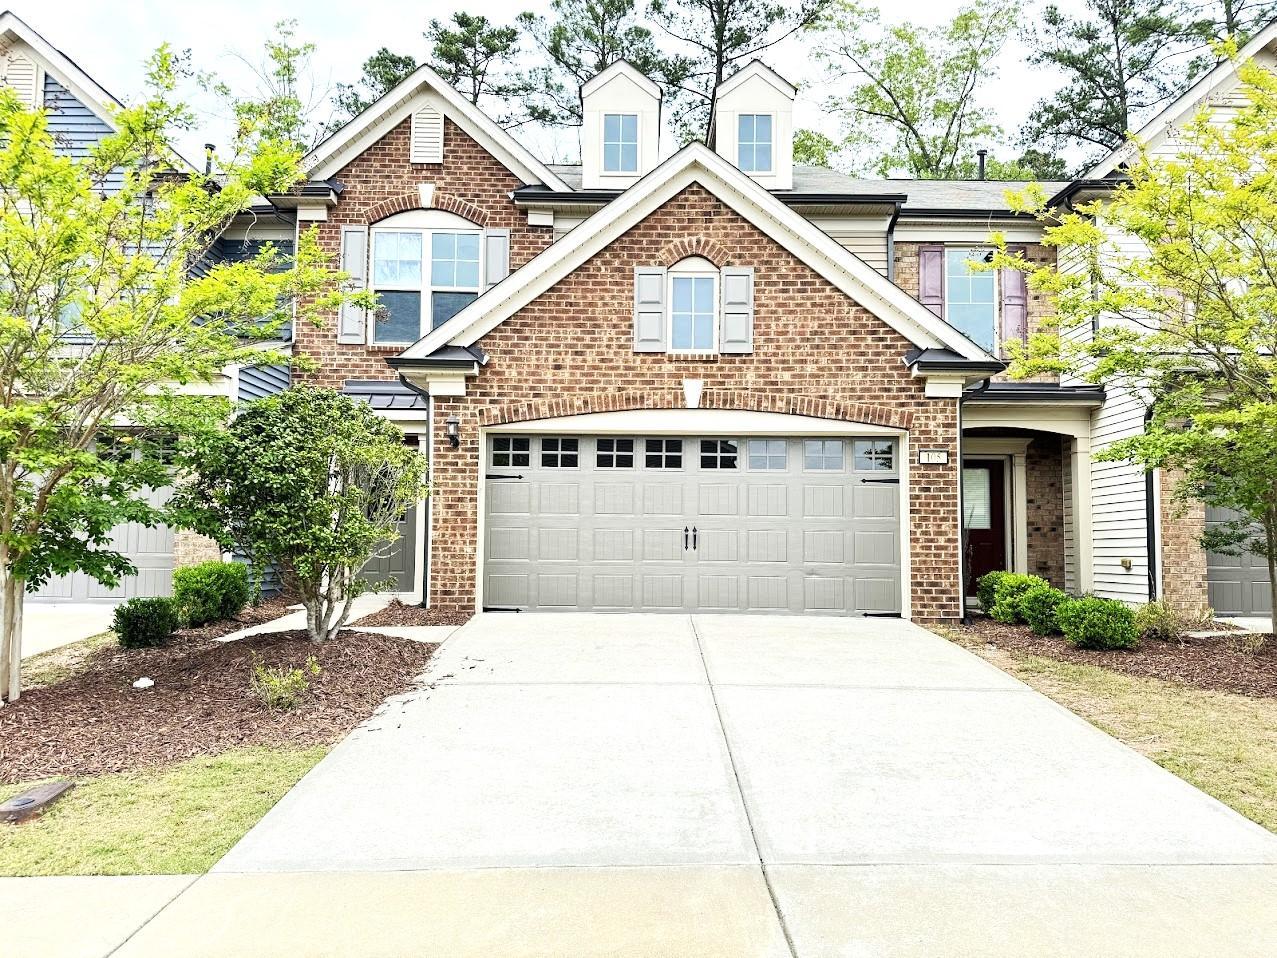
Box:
[1206,506,1272,616]
[30,487,175,602]
[482,434,901,615]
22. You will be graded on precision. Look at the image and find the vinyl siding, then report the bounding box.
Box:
[43,74,121,191]
[1090,385,1150,603]
[237,363,290,402]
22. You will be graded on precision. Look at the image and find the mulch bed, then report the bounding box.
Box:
[175,594,299,641]
[350,598,472,628]
[0,629,437,784]
[961,618,1277,698]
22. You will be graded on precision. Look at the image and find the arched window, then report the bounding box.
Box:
[667,256,718,353]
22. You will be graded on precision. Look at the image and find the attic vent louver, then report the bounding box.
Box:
[410,105,444,164]
[0,52,39,108]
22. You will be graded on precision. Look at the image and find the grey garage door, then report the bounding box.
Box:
[482,434,901,615]
[1206,506,1272,616]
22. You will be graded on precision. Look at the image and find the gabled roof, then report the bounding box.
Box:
[302,63,571,189]
[0,10,119,128]
[581,60,661,101]
[1088,18,1277,177]
[398,143,997,363]
[715,60,796,100]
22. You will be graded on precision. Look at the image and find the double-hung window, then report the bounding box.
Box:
[371,224,481,344]
[737,114,773,173]
[944,247,996,352]
[670,270,717,352]
[603,113,638,173]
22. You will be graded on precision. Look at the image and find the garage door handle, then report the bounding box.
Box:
[485,473,524,480]
[684,526,689,550]
[692,526,698,549]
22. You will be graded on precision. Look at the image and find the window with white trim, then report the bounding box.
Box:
[603,113,638,173]
[944,247,996,352]
[645,438,683,469]
[748,439,786,470]
[596,438,634,468]
[804,439,844,471]
[541,437,579,467]
[737,114,773,173]
[491,436,530,467]
[700,439,738,469]
[669,258,717,352]
[370,213,482,344]
[853,439,894,471]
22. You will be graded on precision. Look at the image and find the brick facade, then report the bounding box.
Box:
[293,117,553,389]
[1025,436,1065,587]
[893,241,1056,382]
[426,185,964,621]
[1159,469,1210,614]
[173,530,222,568]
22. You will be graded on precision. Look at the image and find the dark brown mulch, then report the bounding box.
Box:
[960,618,1277,698]
[0,629,437,784]
[350,598,472,628]
[175,594,299,642]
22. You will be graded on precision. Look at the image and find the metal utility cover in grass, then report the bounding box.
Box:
[1,781,74,822]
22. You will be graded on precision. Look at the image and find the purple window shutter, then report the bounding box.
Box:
[1001,244,1028,347]
[918,245,944,317]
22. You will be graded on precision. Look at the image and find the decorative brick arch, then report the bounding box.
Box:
[477,389,914,430]
[658,236,734,268]
[364,189,490,227]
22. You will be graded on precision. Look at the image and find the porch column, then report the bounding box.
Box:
[1011,450,1029,574]
[1070,436,1094,594]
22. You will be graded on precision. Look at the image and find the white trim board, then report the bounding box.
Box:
[303,65,569,189]
[0,12,119,129]
[489,408,905,435]
[400,143,996,362]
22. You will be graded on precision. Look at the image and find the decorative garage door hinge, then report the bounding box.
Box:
[860,478,901,484]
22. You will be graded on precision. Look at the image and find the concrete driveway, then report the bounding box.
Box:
[116,614,1277,957]
[21,602,117,658]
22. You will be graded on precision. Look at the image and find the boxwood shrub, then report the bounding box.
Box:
[1019,584,1068,636]
[1055,596,1139,650]
[173,560,250,627]
[988,573,1050,624]
[976,571,1013,613]
[113,596,181,649]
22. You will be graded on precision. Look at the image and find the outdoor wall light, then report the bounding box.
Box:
[445,417,460,448]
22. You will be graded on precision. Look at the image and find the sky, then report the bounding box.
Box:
[6,0,1087,169]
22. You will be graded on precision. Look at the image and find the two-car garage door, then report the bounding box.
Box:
[482,434,902,615]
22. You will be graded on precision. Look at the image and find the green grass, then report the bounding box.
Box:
[970,642,1277,834]
[0,746,326,875]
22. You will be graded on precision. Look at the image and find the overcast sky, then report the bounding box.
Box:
[7,0,1087,170]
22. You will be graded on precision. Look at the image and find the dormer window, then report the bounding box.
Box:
[737,114,773,173]
[603,113,639,173]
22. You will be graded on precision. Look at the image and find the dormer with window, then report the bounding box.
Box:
[712,61,795,190]
[581,61,662,190]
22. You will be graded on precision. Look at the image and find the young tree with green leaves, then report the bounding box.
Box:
[176,388,429,644]
[333,48,420,123]
[648,0,828,144]
[1021,0,1194,160]
[991,50,1277,636]
[812,0,1019,178]
[0,45,360,702]
[793,128,837,167]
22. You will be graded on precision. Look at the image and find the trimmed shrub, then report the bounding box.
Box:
[1020,585,1068,636]
[113,597,181,649]
[988,573,1050,624]
[250,653,321,710]
[1134,600,1184,643]
[976,571,1013,613]
[1056,597,1139,650]
[173,561,250,627]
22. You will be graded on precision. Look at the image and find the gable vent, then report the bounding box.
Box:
[0,52,39,109]
[410,106,444,164]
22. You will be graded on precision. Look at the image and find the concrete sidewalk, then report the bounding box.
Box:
[9,613,1277,956]
[21,603,118,658]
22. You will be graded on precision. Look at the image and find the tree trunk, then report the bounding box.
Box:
[0,563,25,704]
[1265,512,1277,642]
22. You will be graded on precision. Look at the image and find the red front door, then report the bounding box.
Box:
[963,460,1007,599]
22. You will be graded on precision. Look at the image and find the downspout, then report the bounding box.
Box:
[886,201,902,283]
[957,386,970,624]
[1144,407,1158,601]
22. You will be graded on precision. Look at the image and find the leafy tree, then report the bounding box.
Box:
[952,149,1073,180]
[1181,0,1277,79]
[0,45,359,702]
[990,49,1277,636]
[176,388,429,644]
[333,48,419,122]
[648,0,829,144]
[812,1,1019,178]
[427,13,539,127]
[1021,0,1194,159]
[517,0,671,126]
[793,128,837,167]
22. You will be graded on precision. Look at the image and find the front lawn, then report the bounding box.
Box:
[944,625,1277,833]
[0,746,326,875]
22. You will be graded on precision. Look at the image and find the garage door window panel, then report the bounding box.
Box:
[748,439,787,470]
[853,439,895,472]
[645,438,683,469]
[541,437,579,468]
[492,436,530,467]
[596,438,634,468]
[700,439,739,469]
[804,439,844,471]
